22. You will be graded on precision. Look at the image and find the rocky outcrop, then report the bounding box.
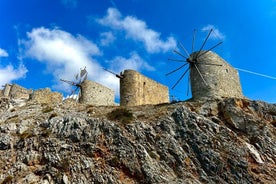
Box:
[0,97,275,183]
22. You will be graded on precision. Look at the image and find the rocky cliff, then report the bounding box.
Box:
[0,97,275,184]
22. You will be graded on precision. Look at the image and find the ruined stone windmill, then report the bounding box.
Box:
[61,67,115,105]
[167,29,243,100]
[60,67,88,100]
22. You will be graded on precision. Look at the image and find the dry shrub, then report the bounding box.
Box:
[1,175,13,184]
[107,108,134,125]
[42,106,54,113]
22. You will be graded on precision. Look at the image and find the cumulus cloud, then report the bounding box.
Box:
[21,27,118,93]
[0,48,8,57]
[0,64,27,86]
[109,52,155,73]
[100,31,116,46]
[201,25,225,40]
[97,8,176,53]
[0,48,27,86]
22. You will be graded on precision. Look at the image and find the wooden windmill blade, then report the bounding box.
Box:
[70,86,80,96]
[192,29,196,53]
[166,63,189,76]
[178,41,190,58]
[60,79,78,86]
[82,72,88,81]
[102,68,123,79]
[196,29,213,58]
[80,67,87,78]
[77,67,88,84]
[171,67,190,89]
[60,67,88,100]
[75,73,79,81]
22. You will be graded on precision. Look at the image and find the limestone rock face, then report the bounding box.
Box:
[0,97,275,183]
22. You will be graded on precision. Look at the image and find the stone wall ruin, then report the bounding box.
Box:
[2,84,32,100]
[1,84,63,104]
[120,70,169,106]
[30,88,63,104]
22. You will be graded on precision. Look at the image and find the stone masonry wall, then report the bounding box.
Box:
[2,84,12,97]
[190,51,243,100]
[120,70,169,106]
[30,88,63,104]
[8,84,32,100]
[79,80,114,106]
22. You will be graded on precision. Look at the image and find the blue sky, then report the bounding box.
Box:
[1,0,276,103]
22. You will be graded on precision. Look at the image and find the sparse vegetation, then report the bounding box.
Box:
[41,128,52,137]
[59,158,70,172]
[42,106,54,113]
[19,129,35,139]
[107,108,134,125]
[109,156,120,167]
[49,112,58,119]
[1,175,13,184]
[87,108,94,114]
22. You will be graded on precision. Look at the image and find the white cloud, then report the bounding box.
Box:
[0,64,27,86]
[201,25,225,40]
[61,0,77,8]
[0,48,8,57]
[97,8,176,53]
[21,27,118,93]
[109,52,155,73]
[100,31,116,46]
[0,48,27,86]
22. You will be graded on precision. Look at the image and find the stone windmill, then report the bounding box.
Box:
[167,29,243,100]
[61,67,114,105]
[103,68,169,106]
[60,67,88,100]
